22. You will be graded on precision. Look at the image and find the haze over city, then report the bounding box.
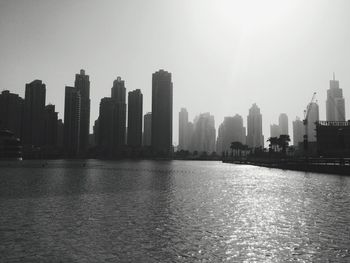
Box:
[1,0,350,144]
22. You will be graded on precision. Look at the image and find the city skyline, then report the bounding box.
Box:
[1,0,350,145]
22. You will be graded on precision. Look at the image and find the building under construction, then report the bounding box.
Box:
[316,121,350,157]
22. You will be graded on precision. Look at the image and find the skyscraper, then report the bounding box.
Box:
[143,112,152,146]
[247,103,264,149]
[63,86,81,157]
[151,70,173,155]
[178,108,189,150]
[306,102,319,142]
[74,69,90,153]
[270,124,281,138]
[293,117,304,147]
[192,113,216,154]
[43,104,58,147]
[0,90,23,139]
[279,113,289,135]
[326,73,345,122]
[111,77,126,148]
[23,80,46,146]
[127,89,143,147]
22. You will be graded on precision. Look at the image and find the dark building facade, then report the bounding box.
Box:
[151,70,173,155]
[57,119,64,148]
[74,69,90,153]
[111,77,126,148]
[43,105,58,147]
[23,80,46,147]
[0,90,23,139]
[127,89,143,147]
[63,86,81,157]
[316,121,350,157]
[143,112,152,146]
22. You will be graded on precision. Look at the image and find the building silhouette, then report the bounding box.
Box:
[270,124,280,138]
[279,113,289,135]
[247,103,264,149]
[111,77,126,149]
[326,73,345,121]
[151,70,173,155]
[23,80,46,147]
[143,112,152,146]
[75,69,90,153]
[43,104,58,147]
[57,119,64,149]
[192,113,216,154]
[293,117,304,147]
[0,90,23,139]
[307,102,319,142]
[63,86,81,157]
[127,89,143,147]
[178,108,189,151]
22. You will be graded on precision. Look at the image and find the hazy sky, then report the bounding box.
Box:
[1,0,350,145]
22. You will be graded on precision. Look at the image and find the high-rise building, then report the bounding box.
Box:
[326,73,345,121]
[192,113,216,153]
[74,69,90,153]
[143,112,152,146]
[306,102,319,142]
[57,119,64,148]
[93,118,99,147]
[186,122,194,152]
[23,80,46,146]
[0,90,23,139]
[151,70,173,155]
[43,105,58,146]
[279,113,289,135]
[127,89,143,147]
[293,117,304,147]
[63,86,81,157]
[179,108,189,150]
[270,124,280,138]
[111,77,126,148]
[247,103,264,149]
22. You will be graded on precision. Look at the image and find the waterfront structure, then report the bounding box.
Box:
[127,89,143,147]
[143,112,152,146]
[306,102,319,142]
[247,104,264,149]
[279,113,289,135]
[192,113,216,154]
[326,73,345,121]
[74,69,90,153]
[151,70,173,155]
[0,90,23,139]
[23,80,46,147]
[316,121,350,157]
[270,124,281,138]
[43,105,58,147]
[111,77,126,148]
[63,86,81,157]
[178,108,189,151]
[293,117,304,147]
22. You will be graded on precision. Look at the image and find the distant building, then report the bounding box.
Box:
[143,112,152,146]
[192,113,216,154]
[293,117,304,147]
[93,118,99,147]
[75,69,90,153]
[0,90,23,139]
[316,121,350,157]
[63,86,81,157]
[57,119,64,148]
[151,70,173,155]
[111,77,126,148]
[23,80,46,147]
[270,124,280,138]
[247,103,264,149]
[127,89,143,147]
[186,122,194,152]
[306,102,319,142]
[279,113,289,135]
[179,108,189,151]
[326,73,345,122]
[43,105,58,146]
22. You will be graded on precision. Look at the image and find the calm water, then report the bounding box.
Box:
[0,160,349,262]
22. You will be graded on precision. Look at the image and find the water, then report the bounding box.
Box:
[0,160,349,262]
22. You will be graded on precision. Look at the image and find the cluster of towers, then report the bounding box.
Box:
[0,69,174,158]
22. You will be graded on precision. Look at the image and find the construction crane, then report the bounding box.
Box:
[303,92,317,153]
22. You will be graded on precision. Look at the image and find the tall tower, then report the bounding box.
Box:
[279,113,289,135]
[151,70,173,155]
[0,90,23,139]
[326,73,345,121]
[143,112,152,146]
[247,103,264,149]
[307,102,319,142]
[63,86,81,157]
[293,117,304,147]
[74,69,90,153]
[127,89,143,147]
[111,77,126,148]
[178,108,189,150]
[23,80,46,146]
[43,104,58,147]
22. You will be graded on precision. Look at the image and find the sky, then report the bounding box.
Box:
[1,0,350,146]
